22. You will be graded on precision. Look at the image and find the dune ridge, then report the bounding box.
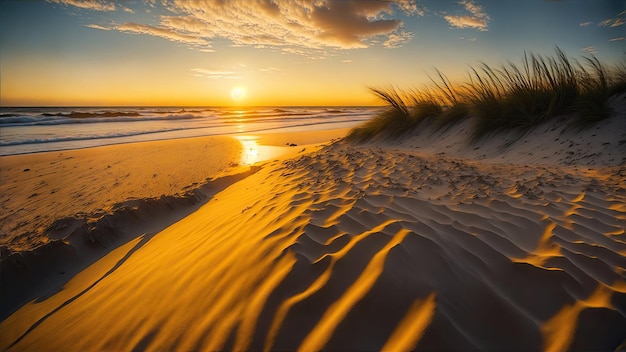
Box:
[0,168,260,320]
[2,126,625,350]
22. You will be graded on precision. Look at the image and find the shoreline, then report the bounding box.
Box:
[0,104,375,158]
[0,124,356,157]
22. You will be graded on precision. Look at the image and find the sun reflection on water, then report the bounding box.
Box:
[236,136,259,165]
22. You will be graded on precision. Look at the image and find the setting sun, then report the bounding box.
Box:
[231,86,246,101]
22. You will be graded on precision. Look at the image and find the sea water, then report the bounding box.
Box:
[0,106,378,156]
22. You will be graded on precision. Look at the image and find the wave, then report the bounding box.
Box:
[0,107,379,155]
[0,113,207,127]
[2,110,373,128]
[0,117,369,151]
[41,111,141,118]
[0,127,191,147]
[0,112,367,129]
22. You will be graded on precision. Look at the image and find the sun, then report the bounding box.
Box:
[231,86,246,101]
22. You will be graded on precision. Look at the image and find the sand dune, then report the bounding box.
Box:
[383,94,626,168]
[2,122,625,350]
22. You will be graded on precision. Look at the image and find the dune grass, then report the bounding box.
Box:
[347,48,626,143]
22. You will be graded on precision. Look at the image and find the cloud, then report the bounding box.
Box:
[341,59,353,63]
[97,0,422,55]
[309,1,402,48]
[47,0,116,11]
[56,0,426,55]
[85,24,111,31]
[169,0,421,51]
[599,10,625,27]
[396,0,425,16]
[191,68,241,79]
[383,29,414,48]
[259,67,280,72]
[579,21,592,27]
[580,46,597,55]
[609,37,625,41]
[117,23,211,49]
[121,5,134,14]
[443,0,490,31]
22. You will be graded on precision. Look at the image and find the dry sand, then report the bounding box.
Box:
[0,129,347,320]
[0,135,247,251]
[0,128,350,251]
[1,111,625,350]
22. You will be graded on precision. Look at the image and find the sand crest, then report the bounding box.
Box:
[2,130,625,350]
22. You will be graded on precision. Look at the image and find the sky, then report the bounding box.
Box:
[0,0,624,106]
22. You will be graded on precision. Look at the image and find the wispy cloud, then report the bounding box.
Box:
[121,5,134,14]
[396,0,425,17]
[49,0,134,13]
[609,37,625,42]
[443,0,490,31]
[92,22,214,50]
[191,68,241,79]
[48,0,115,11]
[259,67,280,72]
[383,29,414,48]
[341,59,353,63]
[85,24,111,31]
[580,46,597,55]
[579,21,592,27]
[599,10,625,27]
[65,0,424,56]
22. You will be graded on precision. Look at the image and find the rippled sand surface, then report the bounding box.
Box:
[3,140,625,351]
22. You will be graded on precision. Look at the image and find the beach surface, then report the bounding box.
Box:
[0,128,347,319]
[1,109,626,350]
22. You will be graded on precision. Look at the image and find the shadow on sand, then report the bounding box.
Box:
[0,167,261,322]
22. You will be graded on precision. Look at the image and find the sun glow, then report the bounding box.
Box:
[236,136,259,165]
[231,86,246,101]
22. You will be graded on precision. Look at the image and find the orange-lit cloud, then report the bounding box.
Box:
[191,68,242,79]
[383,30,414,48]
[48,0,133,13]
[443,0,489,31]
[117,23,211,47]
[48,0,115,12]
[83,0,422,55]
[85,24,111,31]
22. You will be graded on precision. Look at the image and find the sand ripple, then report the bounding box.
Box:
[2,142,625,351]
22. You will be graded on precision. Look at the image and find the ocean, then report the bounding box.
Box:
[0,106,378,156]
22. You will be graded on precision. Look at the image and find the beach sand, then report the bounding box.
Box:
[1,111,625,350]
[0,128,350,252]
[0,128,348,320]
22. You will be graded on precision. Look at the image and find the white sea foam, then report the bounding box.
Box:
[0,107,378,155]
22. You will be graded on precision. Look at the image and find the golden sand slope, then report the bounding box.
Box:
[2,141,625,351]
